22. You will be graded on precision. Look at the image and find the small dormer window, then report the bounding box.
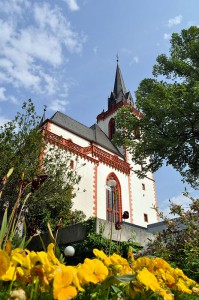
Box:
[108,118,115,140]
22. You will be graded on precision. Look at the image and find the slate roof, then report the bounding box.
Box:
[49,111,123,157]
[113,62,127,98]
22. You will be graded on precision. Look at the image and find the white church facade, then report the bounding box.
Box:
[42,63,159,228]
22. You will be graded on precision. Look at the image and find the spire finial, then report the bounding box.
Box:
[116,54,119,63]
[40,105,47,125]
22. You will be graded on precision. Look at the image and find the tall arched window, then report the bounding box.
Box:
[108,118,115,140]
[106,173,122,223]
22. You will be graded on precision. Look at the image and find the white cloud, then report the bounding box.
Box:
[167,15,182,27]
[122,48,133,55]
[33,2,84,53]
[133,56,139,63]
[130,56,139,65]
[159,192,193,218]
[0,87,6,101]
[62,0,79,11]
[164,33,171,40]
[0,115,10,126]
[0,0,30,15]
[0,1,85,101]
[93,46,98,55]
[48,99,70,112]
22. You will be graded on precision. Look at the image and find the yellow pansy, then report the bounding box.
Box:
[1,266,16,281]
[136,267,161,292]
[11,250,33,279]
[155,257,172,271]
[78,258,108,285]
[165,272,176,286]
[159,289,174,300]
[108,253,132,275]
[53,265,79,300]
[0,249,10,277]
[176,278,192,294]
[47,243,61,266]
[175,268,195,284]
[133,256,155,273]
[127,245,134,262]
[93,248,108,261]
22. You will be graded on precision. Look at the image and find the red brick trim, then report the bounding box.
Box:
[93,164,98,216]
[92,146,130,174]
[45,130,130,174]
[152,173,159,222]
[126,150,133,223]
[97,101,143,122]
[45,130,99,165]
[46,121,52,131]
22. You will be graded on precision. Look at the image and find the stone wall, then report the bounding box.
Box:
[96,218,156,246]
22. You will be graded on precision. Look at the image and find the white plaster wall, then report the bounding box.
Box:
[97,112,117,136]
[127,152,158,227]
[96,164,130,220]
[50,123,90,147]
[71,158,95,218]
[130,171,157,227]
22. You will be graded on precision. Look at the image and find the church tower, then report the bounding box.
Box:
[96,61,158,226]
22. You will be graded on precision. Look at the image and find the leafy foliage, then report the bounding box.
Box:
[114,26,199,187]
[0,100,82,236]
[147,193,199,282]
[64,217,142,265]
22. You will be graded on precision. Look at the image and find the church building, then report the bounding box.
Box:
[42,62,159,228]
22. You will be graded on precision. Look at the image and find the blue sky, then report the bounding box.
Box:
[0,0,198,216]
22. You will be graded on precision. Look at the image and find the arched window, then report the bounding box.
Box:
[106,173,122,223]
[108,118,115,140]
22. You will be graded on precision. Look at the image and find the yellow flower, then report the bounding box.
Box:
[78,258,108,285]
[175,268,195,284]
[133,256,155,273]
[176,278,192,294]
[1,266,16,281]
[165,272,176,286]
[93,249,108,261]
[47,243,61,266]
[53,265,79,300]
[155,257,172,271]
[11,249,34,278]
[159,289,174,300]
[136,267,161,292]
[0,249,10,277]
[94,249,132,275]
[127,245,134,262]
[109,253,132,275]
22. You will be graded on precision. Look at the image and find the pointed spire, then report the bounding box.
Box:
[40,105,47,125]
[108,58,134,110]
[113,57,127,98]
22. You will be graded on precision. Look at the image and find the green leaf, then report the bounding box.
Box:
[115,274,136,282]
[0,208,8,247]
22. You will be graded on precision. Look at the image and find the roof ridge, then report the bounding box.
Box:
[51,111,93,131]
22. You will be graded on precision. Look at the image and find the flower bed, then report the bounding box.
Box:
[0,243,198,300]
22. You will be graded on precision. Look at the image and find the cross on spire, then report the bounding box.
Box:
[40,105,47,125]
